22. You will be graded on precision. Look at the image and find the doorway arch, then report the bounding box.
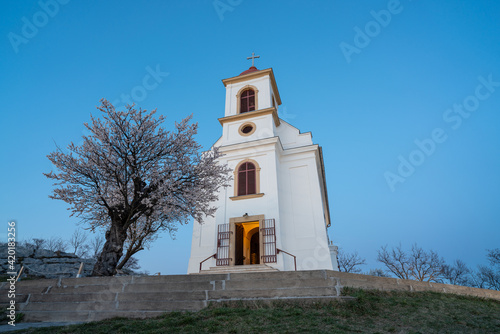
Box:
[249,227,260,265]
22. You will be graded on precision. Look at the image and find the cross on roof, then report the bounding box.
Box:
[247,52,260,67]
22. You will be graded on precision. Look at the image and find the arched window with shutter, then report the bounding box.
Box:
[237,162,256,196]
[231,159,263,200]
[239,88,256,114]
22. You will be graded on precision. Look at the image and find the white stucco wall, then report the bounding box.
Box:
[224,75,274,117]
[277,146,333,271]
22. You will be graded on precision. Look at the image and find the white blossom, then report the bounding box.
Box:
[45,99,231,275]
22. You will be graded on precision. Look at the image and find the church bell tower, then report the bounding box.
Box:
[187,54,338,273]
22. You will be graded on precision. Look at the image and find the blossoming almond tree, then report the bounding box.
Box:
[45,99,230,276]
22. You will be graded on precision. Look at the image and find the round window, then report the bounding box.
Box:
[241,125,253,134]
[239,122,256,136]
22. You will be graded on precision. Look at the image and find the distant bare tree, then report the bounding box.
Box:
[89,235,105,259]
[377,244,445,282]
[338,249,366,273]
[21,238,46,252]
[442,259,471,286]
[69,229,89,257]
[476,266,500,290]
[487,248,500,264]
[366,268,390,277]
[377,244,412,280]
[466,271,486,289]
[476,248,500,291]
[45,236,68,252]
[22,237,67,253]
[410,244,445,282]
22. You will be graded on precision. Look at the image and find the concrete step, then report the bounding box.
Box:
[1,282,57,295]
[22,310,168,322]
[43,280,217,294]
[23,301,118,312]
[208,296,353,307]
[1,279,59,290]
[27,293,116,303]
[46,284,124,294]
[226,270,330,282]
[223,277,336,290]
[0,293,29,303]
[26,290,207,303]
[208,286,339,300]
[57,273,228,287]
[2,274,229,294]
[131,274,228,283]
[201,265,278,274]
[117,300,205,311]
[119,291,207,302]
[22,300,205,312]
[122,282,218,293]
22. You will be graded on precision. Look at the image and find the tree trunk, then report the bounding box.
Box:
[92,222,128,276]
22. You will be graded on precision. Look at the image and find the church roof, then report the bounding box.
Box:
[239,66,259,76]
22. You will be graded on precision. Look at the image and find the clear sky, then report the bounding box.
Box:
[1,0,499,275]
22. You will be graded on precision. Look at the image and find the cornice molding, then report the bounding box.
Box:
[218,136,279,153]
[218,107,280,127]
[229,193,265,201]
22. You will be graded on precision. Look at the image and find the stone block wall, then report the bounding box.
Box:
[0,244,95,279]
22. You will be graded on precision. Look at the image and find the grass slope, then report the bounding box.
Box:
[8,288,500,334]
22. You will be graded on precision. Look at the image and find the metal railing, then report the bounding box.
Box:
[277,248,297,271]
[199,253,216,272]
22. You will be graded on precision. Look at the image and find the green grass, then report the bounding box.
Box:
[8,288,500,334]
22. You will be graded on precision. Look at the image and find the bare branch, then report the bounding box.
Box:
[69,228,89,257]
[377,243,445,282]
[338,248,366,273]
[45,237,68,252]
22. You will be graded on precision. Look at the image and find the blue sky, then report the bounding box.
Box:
[1,0,499,275]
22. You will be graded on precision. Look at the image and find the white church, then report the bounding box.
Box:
[187,55,339,273]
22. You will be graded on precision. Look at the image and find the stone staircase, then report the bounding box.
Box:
[4,270,497,323]
[199,264,279,274]
[0,270,345,323]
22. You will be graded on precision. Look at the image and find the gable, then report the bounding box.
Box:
[275,119,313,150]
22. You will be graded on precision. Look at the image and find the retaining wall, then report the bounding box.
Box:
[331,271,500,300]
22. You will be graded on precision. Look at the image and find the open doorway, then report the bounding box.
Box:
[234,221,260,265]
[249,227,260,264]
